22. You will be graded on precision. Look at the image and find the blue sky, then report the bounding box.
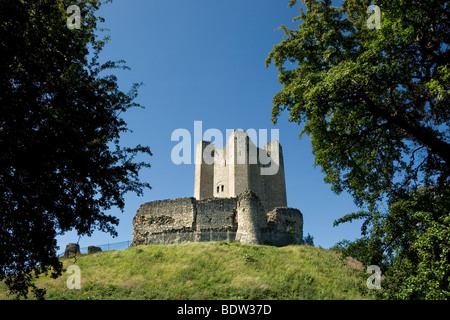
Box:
[57,0,363,253]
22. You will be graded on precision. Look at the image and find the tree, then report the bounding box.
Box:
[266,0,449,299]
[0,0,151,298]
[303,233,315,246]
[379,188,450,299]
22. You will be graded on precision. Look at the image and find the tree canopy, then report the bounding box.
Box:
[0,0,151,298]
[267,0,449,299]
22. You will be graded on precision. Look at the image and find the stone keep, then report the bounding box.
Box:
[194,130,287,212]
[132,130,303,246]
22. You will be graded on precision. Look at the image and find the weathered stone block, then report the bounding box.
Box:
[87,246,102,254]
[64,243,80,257]
[196,197,238,231]
[263,207,303,246]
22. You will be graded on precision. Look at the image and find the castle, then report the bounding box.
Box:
[131,130,303,246]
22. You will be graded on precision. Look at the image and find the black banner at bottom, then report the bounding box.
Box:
[1,300,445,318]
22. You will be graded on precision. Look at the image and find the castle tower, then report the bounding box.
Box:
[194,130,287,211]
[133,129,302,247]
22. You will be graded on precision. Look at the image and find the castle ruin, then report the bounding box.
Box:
[131,130,303,246]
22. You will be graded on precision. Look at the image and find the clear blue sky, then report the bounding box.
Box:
[57,0,363,253]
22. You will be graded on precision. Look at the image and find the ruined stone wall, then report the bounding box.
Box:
[235,190,267,245]
[263,207,303,246]
[196,197,237,231]
[132,191,303,247]
[235,191,303,247]
[132,196,239,246]
[131,197,196,246]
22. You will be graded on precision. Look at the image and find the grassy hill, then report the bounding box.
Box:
[0,242,375,300]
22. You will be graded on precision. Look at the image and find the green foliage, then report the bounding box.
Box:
[379,188,450,299]
[303,233,315,246]
[0,0,151,298]
[267,0,449,299]
[332,237,386,270]
[334,189,450,299]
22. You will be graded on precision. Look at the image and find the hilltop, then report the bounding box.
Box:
[0,242,374,300]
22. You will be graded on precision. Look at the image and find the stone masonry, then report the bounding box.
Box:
[131,130,303,246]
[194,130,287,212]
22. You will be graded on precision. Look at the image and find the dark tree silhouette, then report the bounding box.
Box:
[0,0,151,298]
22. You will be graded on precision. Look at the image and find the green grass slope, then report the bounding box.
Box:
[0,242,375,300]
